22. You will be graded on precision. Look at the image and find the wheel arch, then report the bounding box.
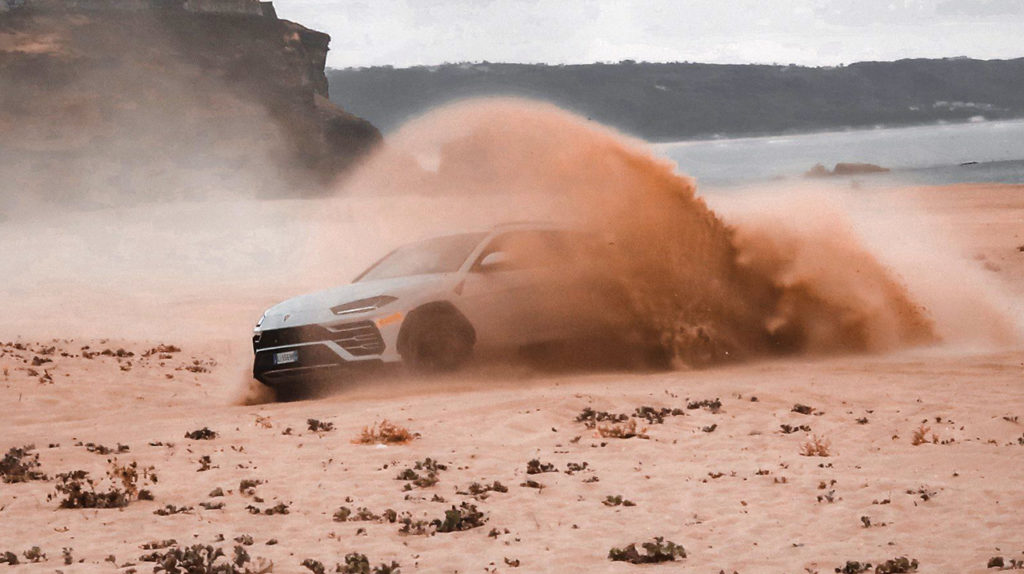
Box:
[396,301,476,358]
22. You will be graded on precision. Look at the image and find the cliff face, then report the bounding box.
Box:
[0,4,380,207]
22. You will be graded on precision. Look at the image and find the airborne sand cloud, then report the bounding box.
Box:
[309,98,1021,366]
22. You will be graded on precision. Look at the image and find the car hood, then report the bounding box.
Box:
[260,274,456,329]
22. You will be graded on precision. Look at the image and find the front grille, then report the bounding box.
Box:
[329,322,386,356]
[254,321,385,356]
[254,325,326,349]
[253,343,342,375]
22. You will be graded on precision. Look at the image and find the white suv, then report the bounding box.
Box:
[252,222,634,386]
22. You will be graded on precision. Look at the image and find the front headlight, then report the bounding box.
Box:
[331,295,397,316]
[255,312,266,329]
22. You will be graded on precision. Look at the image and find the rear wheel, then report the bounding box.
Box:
[400,309,474,372]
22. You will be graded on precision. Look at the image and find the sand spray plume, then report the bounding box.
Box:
[728,204,936,353]
[325,98,940,364]
[712,186,1023,351]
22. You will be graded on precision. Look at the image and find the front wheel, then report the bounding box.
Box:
[400,310,474,373]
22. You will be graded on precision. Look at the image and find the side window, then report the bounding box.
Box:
[472,230,569,272]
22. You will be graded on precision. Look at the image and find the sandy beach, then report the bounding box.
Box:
[1,183,1021,573]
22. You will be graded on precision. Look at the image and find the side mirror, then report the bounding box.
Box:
[477,251,509,272]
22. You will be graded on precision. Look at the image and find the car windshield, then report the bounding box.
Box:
[355,232,488,282]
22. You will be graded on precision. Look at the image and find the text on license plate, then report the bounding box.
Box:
[273,350,299,365]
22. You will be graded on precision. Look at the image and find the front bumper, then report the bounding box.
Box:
[252,320,386,385]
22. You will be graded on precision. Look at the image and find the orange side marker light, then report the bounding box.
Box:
[376,312,403,328]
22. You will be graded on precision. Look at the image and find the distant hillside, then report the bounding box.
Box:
[327,58,1024,140]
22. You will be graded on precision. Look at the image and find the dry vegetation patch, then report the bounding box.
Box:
[395,457,447,490]
[154,504,194,516]
[800,435,832,457]
[525,458,556,474]
[910,424,939,445]
[50,460,156,509]
[245,502,290,515]
[184,427,218,440]
[608,537,686,564]
[432,502,488,532]
[139,543,272,573]
[602,494,636,507]
[0,445,47,483]
[687,398,722,412]
[576,405,687,429]
[393,502,488,535]
[307,418,335,433]
[835,556,919,573]
[0,547,46,565]
[353,420,414,445]
[239,479,263,495]
[987,556,1024,569]
[456,480,509,499]
[597,419,649,439]
[302,553,400,574]
[78,441,130,455]
[632,405,686,424]
[333,506,399,523]
[792,403,815,415]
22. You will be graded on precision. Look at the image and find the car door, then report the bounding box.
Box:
[455,230,564,348]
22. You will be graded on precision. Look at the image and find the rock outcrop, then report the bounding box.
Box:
[0,2,380,207]
[805,163,890,178]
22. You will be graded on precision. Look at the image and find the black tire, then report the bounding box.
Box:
[400,309,474,372]
[273,382,310,402]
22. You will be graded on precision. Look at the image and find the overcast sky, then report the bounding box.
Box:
[273,0,1024,69]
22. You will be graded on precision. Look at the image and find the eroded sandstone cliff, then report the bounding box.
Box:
[0,3,380,208]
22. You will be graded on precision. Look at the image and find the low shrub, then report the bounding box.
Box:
[140,543,271,573]
[525,459,556,474]
[876,557,919,573]
[575,407,628,427]
[353,420,414,445]
[396,503,488,535]
[597,419,648,439]
[0,445,47,483]
[800,435,832,457]
[687,398,722,412]
[608,537,686,564]
[51,460,156,509]
[307,419,334,433]
[304,553,400,574]
[395,458,447,490]
[632,406,685,424]
[154,504,193,516]
[457,481,508,499]
[334,506,398,523]
[184,427,218,440]
[337,552,400,574]
[911,425,937,446]
[433,502,487,532]
[245,502,289,515]
[602,495,636,507]
[239,479,263,495]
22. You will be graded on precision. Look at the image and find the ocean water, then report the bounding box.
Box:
[655,119,1024,189]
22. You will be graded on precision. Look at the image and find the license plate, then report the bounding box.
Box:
[273,350,299,365]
